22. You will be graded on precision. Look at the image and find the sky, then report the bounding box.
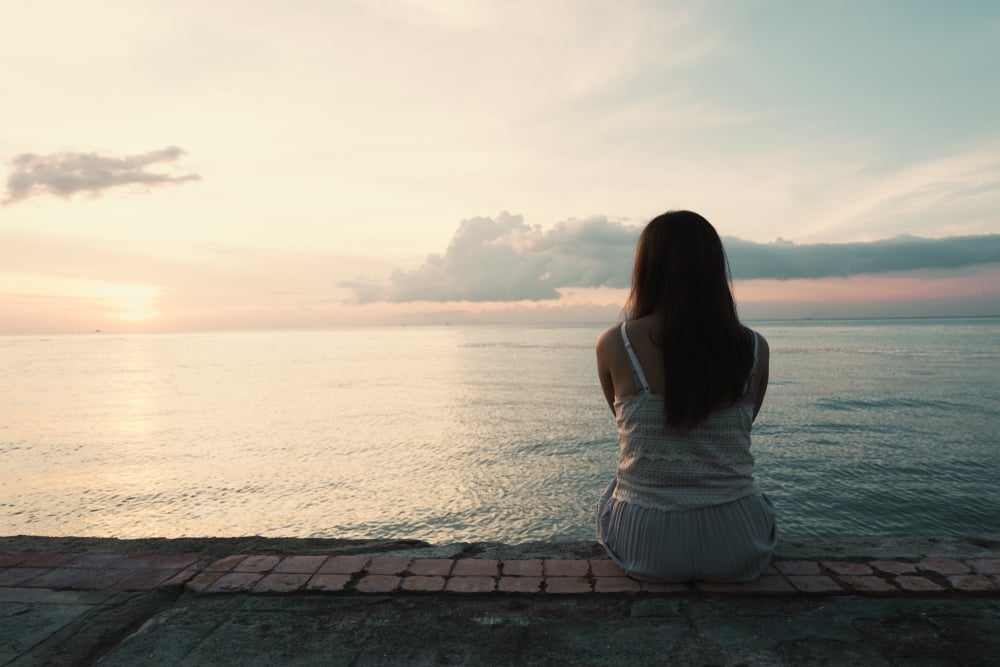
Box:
[2,0,999,334]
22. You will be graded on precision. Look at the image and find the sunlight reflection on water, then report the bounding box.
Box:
[2,318,998,541]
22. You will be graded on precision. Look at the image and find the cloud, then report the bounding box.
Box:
[342,212,638,303]
[344,213,1000,303]
[3,146,200,204]
[726,235,1000,280]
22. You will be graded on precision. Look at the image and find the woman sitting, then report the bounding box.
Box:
[595,210,776,582]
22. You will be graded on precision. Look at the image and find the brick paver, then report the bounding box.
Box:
[186,570,225,592]
[445,576,496,593]
[306,574,350,592]
[65,554,128,569]
[918,557,970,576]
[272,555,328,574]
[869,560,918,575]
[115,554,163,569]
[589,560,627,577]
[161,568,199,588]
[235,555,282,573]
[205,555,247,572]
[207,572,265,593]
[356,574,401,593]
[502,559,542,577]
[544,559,588,577]
[113,569,178,591]
[15,553,75,568]
[786,575,844,593]
[401,576,447,592]
[409,559,454,576]
[774,560,821,576]
[22,568,131,590]
[318,555,368,574]
[821,561,873,576]
[149,553,202,570]
[452,559,499,576]
[365,557,411,575]
[545,577,592,593]
[254,573,310,593]
[947,575,998,592]
[967,559,1000,575]
[836,576,896,593]
[498,576,543,593]
[594,577,641,593]
[894,575,945,592]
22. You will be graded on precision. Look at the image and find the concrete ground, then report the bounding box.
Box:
[3,535,999,666]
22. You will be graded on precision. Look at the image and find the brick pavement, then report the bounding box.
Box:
[2,552,999,596]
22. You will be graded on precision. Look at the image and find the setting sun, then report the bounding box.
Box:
[93,283,158,321]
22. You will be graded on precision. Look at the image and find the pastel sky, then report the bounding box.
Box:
[2,0,999,333]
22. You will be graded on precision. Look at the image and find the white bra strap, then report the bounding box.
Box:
[620,322,651,393]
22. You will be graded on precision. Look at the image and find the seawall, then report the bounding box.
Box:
[3,534,999,665]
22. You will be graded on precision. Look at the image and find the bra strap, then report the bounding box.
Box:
[620,322,651,393]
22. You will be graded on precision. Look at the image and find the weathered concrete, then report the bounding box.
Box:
[2,535,999,666]
[0,588,176,667]
[3,588,999,666]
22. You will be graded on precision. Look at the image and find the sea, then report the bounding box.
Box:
[2,318,998,543]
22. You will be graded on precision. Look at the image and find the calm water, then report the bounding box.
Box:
[2,318,998,542]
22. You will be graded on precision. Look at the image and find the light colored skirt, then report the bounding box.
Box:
[596,479,777,583]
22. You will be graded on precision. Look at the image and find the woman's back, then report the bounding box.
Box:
[612,321,763,511]
[596,316,770,421]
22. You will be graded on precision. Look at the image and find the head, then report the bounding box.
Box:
[623,210,737,326]
[623,210,750,430]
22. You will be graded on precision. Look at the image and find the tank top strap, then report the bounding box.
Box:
[620,322,651,393]
[743,330,760,395]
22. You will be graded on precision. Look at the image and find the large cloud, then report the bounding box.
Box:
[345,213,1000,303]
[342,212,638,303]
[3,146,200,204]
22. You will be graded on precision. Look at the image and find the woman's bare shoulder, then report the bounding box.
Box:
[751,329,770,354]
[595,323,623,352]
[745,328,770,370]
[746,327,769,346]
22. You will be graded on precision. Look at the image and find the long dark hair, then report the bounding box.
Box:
[622,210,753,430]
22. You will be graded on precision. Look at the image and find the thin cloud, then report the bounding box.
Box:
[344,213,1000,303]
[3,146,200,204]
[726,235,1000,280]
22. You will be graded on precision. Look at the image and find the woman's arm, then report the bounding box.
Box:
[595,327,618,413]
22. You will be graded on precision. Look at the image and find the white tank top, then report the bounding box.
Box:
[613,322,762,511]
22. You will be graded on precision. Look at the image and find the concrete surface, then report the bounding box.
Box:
[4,587,999,666]
[2,535,998,666]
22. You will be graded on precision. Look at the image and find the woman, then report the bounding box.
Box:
[595,210,776,582]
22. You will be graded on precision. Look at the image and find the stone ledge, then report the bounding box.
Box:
[2,552,999,597]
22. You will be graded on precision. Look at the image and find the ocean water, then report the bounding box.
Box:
[2,318,998,543]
